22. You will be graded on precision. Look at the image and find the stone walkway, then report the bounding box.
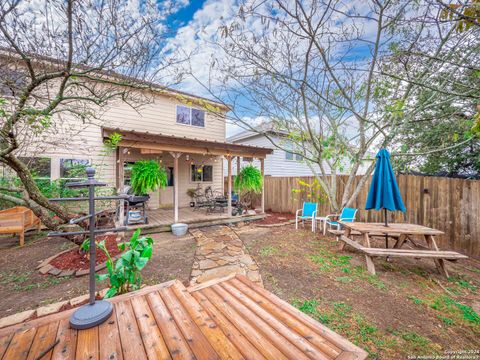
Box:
[189,225,263,287]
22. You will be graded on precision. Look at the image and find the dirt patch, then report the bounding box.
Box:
[0,231,195,318]
[49,234,121,270]
[237,224,480,359]
[254,211,295,225]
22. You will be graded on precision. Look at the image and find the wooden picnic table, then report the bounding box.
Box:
[337,222,468,278]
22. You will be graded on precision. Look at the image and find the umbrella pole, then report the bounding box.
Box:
[384,208,389,249]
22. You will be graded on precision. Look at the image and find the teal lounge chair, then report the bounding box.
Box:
[295,202,318,232]
[324,207,358,235]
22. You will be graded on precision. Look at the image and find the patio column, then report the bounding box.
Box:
[117,147,125,225]
[260,158,265,213]
[236,156,241,204]
[170,152,182,223]
[227,155,232,217]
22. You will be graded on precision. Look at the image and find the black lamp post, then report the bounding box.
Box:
[48,167,127,329]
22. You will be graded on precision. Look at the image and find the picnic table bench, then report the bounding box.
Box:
[335,222,468,278]
[0,206,42,246]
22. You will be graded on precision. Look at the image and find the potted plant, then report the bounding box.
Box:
[186,188,196,207]
[130,160,168,210]
[234,164,263,215]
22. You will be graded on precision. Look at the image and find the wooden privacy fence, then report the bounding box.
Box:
[260,175,480,259]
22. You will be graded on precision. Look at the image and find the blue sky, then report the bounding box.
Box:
[167,0,207,31]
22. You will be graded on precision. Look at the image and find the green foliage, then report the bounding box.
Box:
[291,178,326,204]
[130,160,168,195]
[96,229,153,298]
[437,315,454,326]
[234,164,263,194]
[102,132,122,155]
[400,331,429,348]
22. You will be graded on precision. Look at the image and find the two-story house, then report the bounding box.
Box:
[2,55,272,226]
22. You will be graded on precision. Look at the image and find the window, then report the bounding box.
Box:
[191,165,213,182]
[19,157,51,178]
[167,167,174,187]
[176,105,205,127]
[60,159,89,179]
[285,151,294,161]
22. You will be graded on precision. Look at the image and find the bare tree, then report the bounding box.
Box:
[203,0,479,211]
[0,0,185,228]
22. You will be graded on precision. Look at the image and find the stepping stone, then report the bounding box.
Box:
[36,301,67,317]
[198,259,218,270]
[39,264,53,275]
[196,265,245,283]
[0,310,35,328]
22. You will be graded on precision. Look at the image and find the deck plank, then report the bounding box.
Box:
[3,327,37,360]
[0,275,368,360]
[228,278,341,358]
[51,318,77,360]
[98,310,123,360]
[211,284,310,360]
[115,300,147,360]
[220,281,329,360]
[200,286,288,360]
[26,321,59,360]
[171,282,244,360]
[190,290,266,360]
[146,291,195,360]
[130,295,170,360]
[75,326,98,360]
[0,333,13,359]
[159,286,219,360]
[235,275,368,358]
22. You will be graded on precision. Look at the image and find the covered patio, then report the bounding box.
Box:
[103,128,273,226]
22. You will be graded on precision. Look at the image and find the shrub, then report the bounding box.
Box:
[96,229,153,298]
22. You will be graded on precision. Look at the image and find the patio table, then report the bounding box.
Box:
[338,222,468,277]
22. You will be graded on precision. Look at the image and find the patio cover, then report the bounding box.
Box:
[102,127,273,158]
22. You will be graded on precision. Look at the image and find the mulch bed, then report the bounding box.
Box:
[50,234,121,270]
[254,211,295,225]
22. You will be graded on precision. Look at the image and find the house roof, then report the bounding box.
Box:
[0,47,230,111]
[227,125,289,143]
[0,274,368,360]
[103,127,273,158]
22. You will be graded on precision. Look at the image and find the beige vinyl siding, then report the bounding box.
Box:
[123,149,223,208]
[16,92,227,199]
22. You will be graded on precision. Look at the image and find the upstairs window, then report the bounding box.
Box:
[176,105,205,127]
[285,150,303,161]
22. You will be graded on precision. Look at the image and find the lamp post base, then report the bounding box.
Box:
[69,300,113,330]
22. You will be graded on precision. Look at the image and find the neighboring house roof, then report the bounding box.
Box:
[0,47,229,111]
[227,127,288,143]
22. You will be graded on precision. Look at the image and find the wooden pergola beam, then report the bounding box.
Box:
[103,127,273,159]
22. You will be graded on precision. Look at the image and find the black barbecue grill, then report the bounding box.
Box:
[121,186,149,225]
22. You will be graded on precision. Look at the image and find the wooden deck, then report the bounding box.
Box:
[128,207,265,232]
[0,274,367,360]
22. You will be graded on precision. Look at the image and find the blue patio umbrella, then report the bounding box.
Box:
[365,149,406,247]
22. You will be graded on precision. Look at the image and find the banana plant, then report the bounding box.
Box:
[96,229,153,298]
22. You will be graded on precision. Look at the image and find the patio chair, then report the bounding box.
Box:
[295,202,318,231]
[324,207,358,235]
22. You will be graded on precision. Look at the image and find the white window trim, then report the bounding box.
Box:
[176,105,205,128]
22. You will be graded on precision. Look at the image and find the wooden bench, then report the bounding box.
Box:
[339,235,468,277]
[328,229,401,240]
[0,206,42,246]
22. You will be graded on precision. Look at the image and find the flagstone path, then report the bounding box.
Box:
[189,225,263,287]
